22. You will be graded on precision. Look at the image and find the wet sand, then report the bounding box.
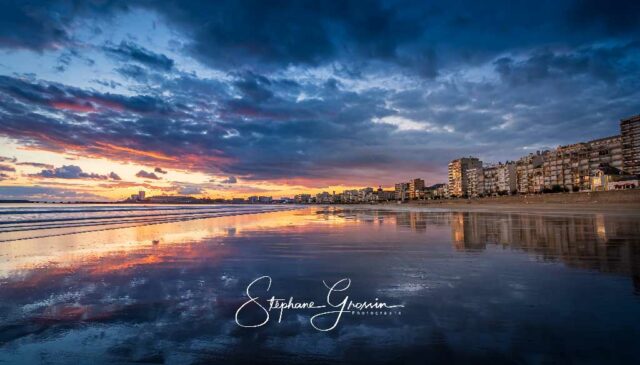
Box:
[1,205,639,364]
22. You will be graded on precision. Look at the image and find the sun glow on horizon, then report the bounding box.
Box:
[0,137,386,201]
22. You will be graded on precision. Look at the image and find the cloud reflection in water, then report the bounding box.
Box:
[0,207,639,364]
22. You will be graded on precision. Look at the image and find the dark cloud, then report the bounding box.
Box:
[134,0,430,73]
[0,164,16,172]
[232,71,274,102]
[0,75,182,115]
[136,170,161,180]
[0,1,72,50]
[0,0,126,51]
[103,40,174,71]
[92,79,122,89]
[1,58,638,186]
[494,42,640,86]
[54,49,94,73]
[0,157,54,172]
[569,0,640,36]
[0,1,639,187]
[115,64,149,83]
[154,167,168,174]
[17,162,55,169]
[0,156,17,163]
[1,0,640,77]
[33,165,121,180]
[122,0,640,76]
[220,176,237,184]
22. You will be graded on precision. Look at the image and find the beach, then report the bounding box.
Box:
[396,189,640,212]
[1,204,639,364]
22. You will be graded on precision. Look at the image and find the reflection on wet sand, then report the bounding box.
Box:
[0,208,311,277]
[454,211,640,293]
[0,206,639,364]
[449,212,640,276]
[327,207,640,291]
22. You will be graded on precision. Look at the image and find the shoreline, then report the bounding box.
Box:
[310,190,639,213]
[376,189,640,212]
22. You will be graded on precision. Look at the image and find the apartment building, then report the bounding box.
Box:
[394,182,409,201]
[294,194,311,203]
[621,115,640,175]
[376,188,396,201]
[482,165,499,195]
[465,167,484,197]
[516,153,544,193]
[539,136,622,191]
[496,162,517,194]
[408,178,425,199]
[448,157,482,197]
[358,187,374,202]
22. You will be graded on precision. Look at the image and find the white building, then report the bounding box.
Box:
[496,162,517,194]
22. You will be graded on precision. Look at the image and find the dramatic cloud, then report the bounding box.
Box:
[0,1,73,50]
[0,0,639,199]
[33,165,121,180]
[136,170,161,180]
[103,41,175,71]
[0,1,125,51]
[125,0,640,76]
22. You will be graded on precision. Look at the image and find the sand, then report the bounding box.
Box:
[372,189,640,213]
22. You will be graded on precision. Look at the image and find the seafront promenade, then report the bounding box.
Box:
[397,189,640,210]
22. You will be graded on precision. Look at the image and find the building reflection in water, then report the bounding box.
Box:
[322,207,640,292]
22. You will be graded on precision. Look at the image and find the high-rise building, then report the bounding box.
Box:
[482,165,499,195]
[621,115,640,175]
[516,152,544,193]
[138,190,145,200]
[408,178,425,199]
[539,136,622,191]
[496,162,517,194]
[448,157,482,197]
[431,183,448,198]
[465,168,484,197]
[394,182,409,201]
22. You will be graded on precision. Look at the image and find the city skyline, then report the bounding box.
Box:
[1,1,639,201]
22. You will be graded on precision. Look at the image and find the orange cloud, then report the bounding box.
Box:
[94,142,178,161]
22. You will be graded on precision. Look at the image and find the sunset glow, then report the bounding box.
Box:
[0,1,638,201]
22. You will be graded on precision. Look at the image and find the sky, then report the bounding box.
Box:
[0,0,639,201]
